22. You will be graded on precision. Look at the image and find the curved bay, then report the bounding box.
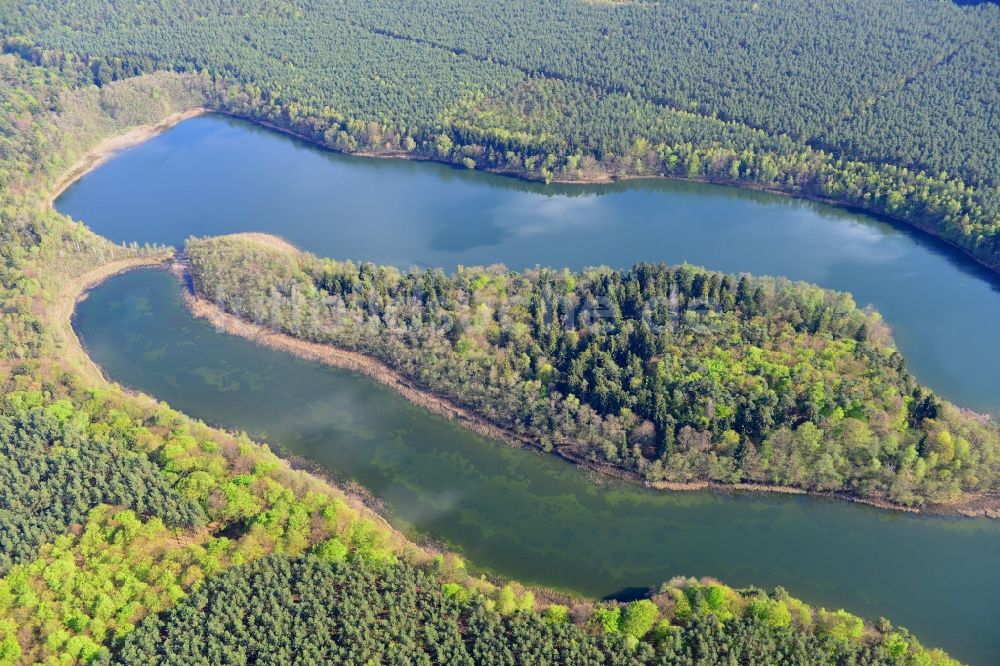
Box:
[63,115,1000,663]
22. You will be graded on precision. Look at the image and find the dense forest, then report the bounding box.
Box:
[0,4,990,664]
[187,235,1000,507]
[1,0,999,272]
[0,394,203,576]
[116,555,953,666]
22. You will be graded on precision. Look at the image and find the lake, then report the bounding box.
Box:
[64,115,1000,663]
[57,115,1000,417]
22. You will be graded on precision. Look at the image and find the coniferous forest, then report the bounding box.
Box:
[0,1,997,664]
[115,556,946,666]
[0,396,203,576]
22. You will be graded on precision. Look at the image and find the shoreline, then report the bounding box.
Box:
[172,257,998,519]
[52,104,1000,280]
[214,110,1000,279]
[62,258,586,599]
[55,253,175,383]
[61,257,457,569]
[45,107,209,208]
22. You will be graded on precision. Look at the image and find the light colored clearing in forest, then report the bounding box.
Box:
[225,232,300,253]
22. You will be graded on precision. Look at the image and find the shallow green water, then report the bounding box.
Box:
[63,115,1000,663]
[75,270,1000,663]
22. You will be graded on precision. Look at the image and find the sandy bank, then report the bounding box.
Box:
[47,107,208,208]
[231,232,300,253]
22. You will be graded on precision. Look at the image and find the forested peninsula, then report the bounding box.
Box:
[183,235,1000,512]
[2,0,1000,274]
[0,49,964,665]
